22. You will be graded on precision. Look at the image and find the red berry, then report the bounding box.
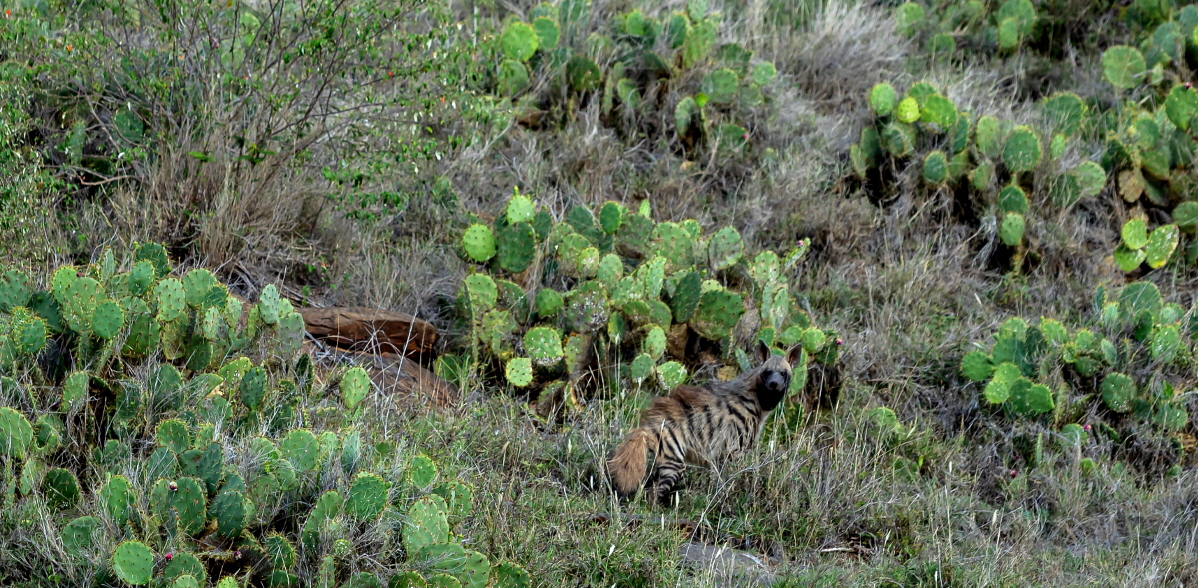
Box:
[234,550,242,558]
[1009,470,1017,478]
[169,482,178,491]
[165,553,172,561]
[835,338,843,346]
[1083,424,1091,432]
[76,271,83,278]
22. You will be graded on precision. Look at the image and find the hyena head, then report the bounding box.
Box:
[753,340,803,411]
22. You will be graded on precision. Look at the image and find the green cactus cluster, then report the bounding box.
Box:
[0,244,532,587]
[1096,81,1198,271]
[850,81,1110,268]
[453,189,834,411]
[488,0,776,161]
[0,243,305,386]
[894,0,1040,56]
[960,280,1194,468]
[876,3,1198,276]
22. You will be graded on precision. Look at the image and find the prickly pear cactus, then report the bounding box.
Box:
[346,472,390,520]
[211,490,249,538]
[1,244,533,586]
[403,496,450,557]
[341,367,371,410]
[112,540,154,585]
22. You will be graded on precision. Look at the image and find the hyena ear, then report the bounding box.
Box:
[785,344,803,367]
[755,339,772,364]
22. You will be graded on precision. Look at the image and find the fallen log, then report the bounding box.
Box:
[298,307,437,357]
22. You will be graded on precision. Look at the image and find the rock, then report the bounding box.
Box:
[677,543,776,587]
[299,307,437,357]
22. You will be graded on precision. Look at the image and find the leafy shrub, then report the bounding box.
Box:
[0,0,479,261]
[0,245,529,586]
[451,190,838,410]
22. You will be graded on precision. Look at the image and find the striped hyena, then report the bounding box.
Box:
[607,341,800,503]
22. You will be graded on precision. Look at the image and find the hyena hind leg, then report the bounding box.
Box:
[650,458,686,505]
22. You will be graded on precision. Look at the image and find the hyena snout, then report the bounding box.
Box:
[764,371,788,392]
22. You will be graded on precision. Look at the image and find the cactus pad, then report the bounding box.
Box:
[0,408,30,460]
[1145,224,1179,269]
[1008,379,1054,416]
[1102,45,1146,90]
[958,349,996,383]
[599,202,624,235]
[1165,84,1198,131]
[211,490,248,538]
[60,276,104,333]
[60,370,89,410]
[894,96,920,124]
[432,480,474,522]
[127,260,155,296]
[534,288,563,319]
[700,68,738,105]
[1041,92,1086,137]
[497,222,536,274]
[1122,219,1148,249]
[999,213,1025,246]
[524,327,564,366]
[629,353,654,383]
[566,55,602,92]
[464,274,498,315]
[265,533,297,569]
[182,269,221,308]
[1113,245,1147,272]
[657,361,687,389]
[154,278,187,324]
[690,288,743,341]
[408,454,437,487]
[341,366,371,410]
[62,515,102,553]
[43,467,79,509]
[1002,126,1041,174]
[100,475,135,525]
[281,429,321,472]
[404,496,450,558]
[674,97,698,135]
[346,472,390,520]
[497,60,530,96]
[998,185,1029,214]
[501,21,538,61]
[922,150,948,184]
[983,362,1021,404]
[301,490,343,549]
[505,357,533,387]
[491,562,532,588]
[506,191,535,225]
[1100,372,1134,412]
[0,269,32,312]
[706,226,744,271]
[112,541,154,585]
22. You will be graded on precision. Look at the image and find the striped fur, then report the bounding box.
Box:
[608,341,802,503]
